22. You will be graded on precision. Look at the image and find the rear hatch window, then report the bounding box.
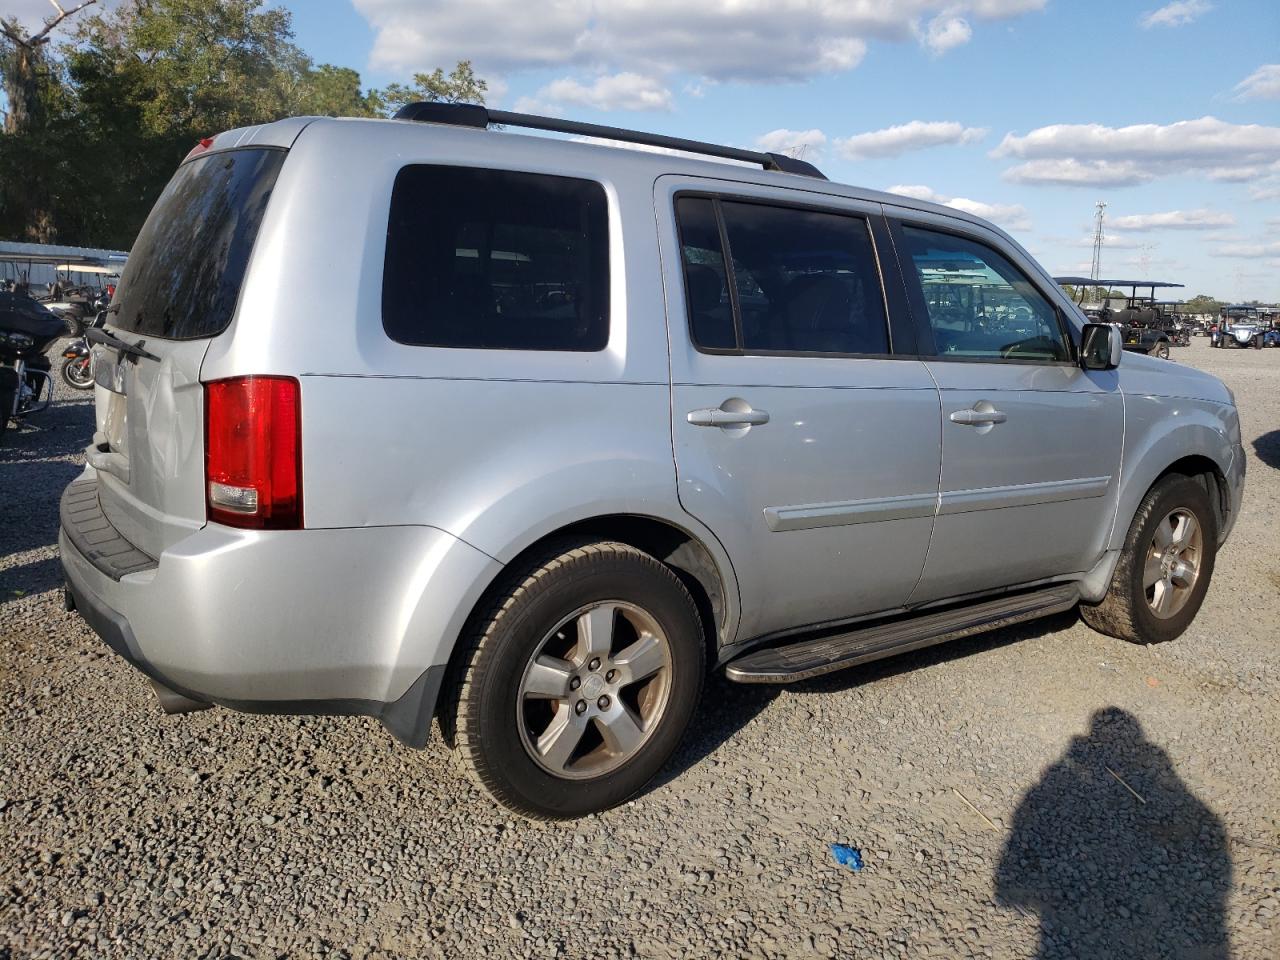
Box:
[113,148,285,340]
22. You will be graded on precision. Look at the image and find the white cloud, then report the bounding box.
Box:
[1139,0,1212,29]
[353,1,1046,82]
[1002,159,1153,187]
[1211,240,1280,258]
[1109,209,1236,231]
[920,14,972,54]
[836,121,987,159]
[994,116,1280,186]
[755,129,828,159]
[884,184,1032,231]
[1234,64,1280,101]
[515,73,673,114]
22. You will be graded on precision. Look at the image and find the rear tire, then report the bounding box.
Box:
[1080,475,1217,645]
[444,539,705,819]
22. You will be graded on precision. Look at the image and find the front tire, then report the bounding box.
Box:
[1080,475,1217,644]
[60,355,94,390]
[445,539,705,819]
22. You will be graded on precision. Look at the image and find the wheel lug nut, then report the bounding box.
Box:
[597,695,611,710]
[569,676,581,691]
[575,699,587,715]
[588,658,601,671]
[606,669,617,683]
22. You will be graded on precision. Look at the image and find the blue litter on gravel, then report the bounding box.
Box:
[830,844,864,871]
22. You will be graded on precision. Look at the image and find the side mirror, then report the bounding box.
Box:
[1080,323,1122,370]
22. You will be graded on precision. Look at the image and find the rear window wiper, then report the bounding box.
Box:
[86,325,160,363]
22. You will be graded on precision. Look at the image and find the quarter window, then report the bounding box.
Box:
[900,225,1070,362]
[383,166,609,351]
[676,197,890,356]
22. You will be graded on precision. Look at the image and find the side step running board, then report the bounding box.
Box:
[725,583,1080,684]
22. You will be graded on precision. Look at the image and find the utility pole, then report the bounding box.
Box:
[1089,200,1107,286]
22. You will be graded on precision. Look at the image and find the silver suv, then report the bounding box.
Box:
[60,104,1245,819]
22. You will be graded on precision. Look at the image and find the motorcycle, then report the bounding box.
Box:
[57,307,107,390]
[60,337,94,390]
[0,291,65,440]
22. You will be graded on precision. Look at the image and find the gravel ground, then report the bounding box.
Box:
[2,338,1277,959]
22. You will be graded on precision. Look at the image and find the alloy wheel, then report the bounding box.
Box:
[517,601,673,779]
[1143,508,1203,619]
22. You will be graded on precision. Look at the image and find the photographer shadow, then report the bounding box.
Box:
[995,707,1232,959]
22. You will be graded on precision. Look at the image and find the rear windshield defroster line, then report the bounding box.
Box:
[112,148,286,341]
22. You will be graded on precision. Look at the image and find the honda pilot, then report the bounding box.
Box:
[60,104,1245,819]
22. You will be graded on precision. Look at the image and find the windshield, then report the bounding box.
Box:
[113,148,285,340]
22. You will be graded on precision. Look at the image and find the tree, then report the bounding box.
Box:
[1,1,98,134]
[0,1,99,241]
[297,63,379,118]
[1184,294,1223,317]
[0,0,488,248]
[373,61,487,115]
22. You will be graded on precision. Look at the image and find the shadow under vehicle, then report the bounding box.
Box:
[1055,277,1186,360]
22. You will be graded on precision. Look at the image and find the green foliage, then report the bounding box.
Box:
[372,61,487,115]
[0,0,486,247]
[299,64,380,118]
[1184,294,1223,316]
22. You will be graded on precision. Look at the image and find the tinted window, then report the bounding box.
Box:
[675,197,736,350]
[677,197,889,355]
[114,148,285,340]
[901,225,1070,362]
[384,166,609,351]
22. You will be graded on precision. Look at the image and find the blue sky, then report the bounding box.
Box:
[12,0,1280,299]
[289,0,1279,301]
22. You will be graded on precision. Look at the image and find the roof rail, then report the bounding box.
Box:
[392,102,827,180]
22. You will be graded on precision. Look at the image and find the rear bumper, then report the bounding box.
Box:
[59,471,501,745]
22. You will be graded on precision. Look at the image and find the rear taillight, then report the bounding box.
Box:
[204,376,302,529]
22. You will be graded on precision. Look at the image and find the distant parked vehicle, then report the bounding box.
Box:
[0,292,62,438]
[1055,278,1188,360]
[1212,305,1264,349]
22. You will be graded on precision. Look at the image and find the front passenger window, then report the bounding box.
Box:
[900,226,1070,362]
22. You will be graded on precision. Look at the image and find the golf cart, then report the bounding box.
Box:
[1055,277,1184,360]
[1152,301,1191,346]
[1212,305,1266,349]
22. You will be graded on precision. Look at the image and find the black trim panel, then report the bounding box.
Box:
[60,477,157,581]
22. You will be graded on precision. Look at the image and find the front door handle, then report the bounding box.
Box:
[687,405,770,428]
[949,408,1007,426]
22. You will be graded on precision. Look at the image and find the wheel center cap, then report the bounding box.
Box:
[582,674,605,699]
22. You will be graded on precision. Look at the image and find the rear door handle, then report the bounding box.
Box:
[949,408,1007,426]
[687,406,770,428]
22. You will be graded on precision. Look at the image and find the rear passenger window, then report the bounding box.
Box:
[383,166,609,351]
[676,196,889,356]
[900,225,1070,362]
[675,197,736,350]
